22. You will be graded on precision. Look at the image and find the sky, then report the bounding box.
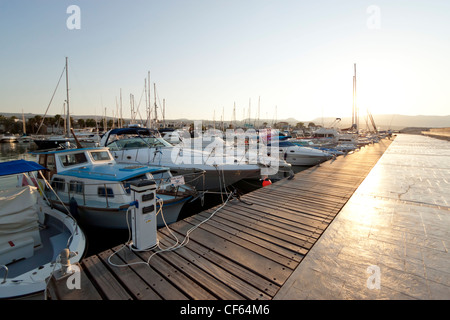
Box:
[0,0,449,123]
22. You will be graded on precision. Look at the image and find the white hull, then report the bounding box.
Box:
[110,148,261,191]
[0,197,86,299]
[51,197,189,230]
[283,153,332,166]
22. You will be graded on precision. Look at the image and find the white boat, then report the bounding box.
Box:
[0,159,86,299]
[177,134,293,179]
[99,128,262,191]
[29,146,195,229]
[289,138,345,156]
[270,139,334,166]
[0,133,18,143]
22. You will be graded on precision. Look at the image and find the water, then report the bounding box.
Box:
[1,142,309,257]
[0,141,38,190]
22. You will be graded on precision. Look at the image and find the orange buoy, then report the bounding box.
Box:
[262,178,272,187]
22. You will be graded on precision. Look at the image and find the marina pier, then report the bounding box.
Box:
[46,136,400,300]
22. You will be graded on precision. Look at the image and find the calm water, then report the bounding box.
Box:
[0,141,307,257]
[0,141,38,190]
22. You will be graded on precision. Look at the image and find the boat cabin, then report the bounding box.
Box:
[34,147,114,180]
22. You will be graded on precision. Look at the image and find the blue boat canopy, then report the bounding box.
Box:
[0,159,47,176]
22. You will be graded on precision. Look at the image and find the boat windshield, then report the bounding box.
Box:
[107,136,173,150]
[269,141,295,147]
[59,152,88,167]
[89,150,113,162]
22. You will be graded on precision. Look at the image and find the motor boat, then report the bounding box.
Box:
[29,146,196,229]
[289,138,345,156]
[177,134,293,180]
[0,159,86,299]
[0,133,18,143]
[33,130,100,150]
[99,128,262,192]
[270,140,334,166]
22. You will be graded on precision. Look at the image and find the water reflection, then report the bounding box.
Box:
[0,141,37,162]
[0,141,38,190]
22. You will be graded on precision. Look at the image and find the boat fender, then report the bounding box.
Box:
[262,178,272,187]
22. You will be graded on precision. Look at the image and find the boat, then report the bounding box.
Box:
[165,131,293,180]
[269,139,334,166]
[0,133,18,143]
[33,135,73,150]
[99,127,262,191]
[33,129,101,150]
[29,146,195,229]
[0,159,86,299]
[289,139,345,156]
[33,58,100,150]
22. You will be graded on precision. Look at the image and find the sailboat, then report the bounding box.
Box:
[33,58,99,150]
[17,110,33,143]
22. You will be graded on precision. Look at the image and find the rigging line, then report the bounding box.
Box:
[135,85,146,126]
[36,65,66,134]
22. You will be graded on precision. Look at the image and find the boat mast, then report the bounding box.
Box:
[65,57,70,137]
[163,98,166,128]
[154,83,157,128]
[352,63,358,133]
[147,71,151,128]
[22,109,26,134]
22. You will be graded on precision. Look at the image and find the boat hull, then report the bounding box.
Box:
[283,153,332,166]
[50,197,190,229]
[0,200,86,299]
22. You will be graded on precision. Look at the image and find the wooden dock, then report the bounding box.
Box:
[48,138,393,300]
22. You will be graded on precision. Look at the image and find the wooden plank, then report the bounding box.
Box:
[47,263,102,300]
[97,249,162,300]
[133,249,218,300]
[82,255,133,300]
[215,207,316,249]
[193,211,307,260]
[158,226,282,297]
[154,233,272,300]
[161,218,293,286]
[110,245,189,300]
[187,213,301,266]
[219,203,324,239]
[135,234,246,300]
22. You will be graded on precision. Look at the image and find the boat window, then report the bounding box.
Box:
[151,170,171,184]
[278,141,295,147]
[59,152,88,167]
[98,186,114,198]
[51,177,65,191]
[69,181,84,194]
[38,155,46,166]
[90,151,112,162]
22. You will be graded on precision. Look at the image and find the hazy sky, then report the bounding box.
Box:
[1,0,449,122]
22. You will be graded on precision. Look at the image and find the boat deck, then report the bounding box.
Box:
[47,136,394,300]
